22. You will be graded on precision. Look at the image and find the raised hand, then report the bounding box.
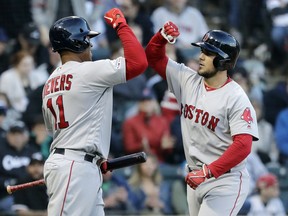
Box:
[160,21,180,44]
[104,8,126,29]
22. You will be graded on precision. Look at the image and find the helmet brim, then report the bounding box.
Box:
[191,42,229,59]
[88,31,101,38]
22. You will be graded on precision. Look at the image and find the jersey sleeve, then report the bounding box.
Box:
[228,86,259,141]
[165,59,199,101]
[80,57,126,88]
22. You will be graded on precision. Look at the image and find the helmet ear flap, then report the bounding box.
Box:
[213,57,231,71]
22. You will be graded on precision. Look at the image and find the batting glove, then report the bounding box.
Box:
[160,21,180,44]
[100,160,109,174]
[185,164,212,190]
[104,8,126,29]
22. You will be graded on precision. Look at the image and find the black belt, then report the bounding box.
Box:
[53,148,94,163]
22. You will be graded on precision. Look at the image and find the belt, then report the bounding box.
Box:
[53,148,95,163]
[187,165,230,174]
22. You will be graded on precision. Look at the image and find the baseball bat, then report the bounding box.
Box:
[6,152,147,194]
[6,179,45,194]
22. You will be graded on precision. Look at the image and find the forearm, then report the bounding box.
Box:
[208,134,252,178]
[117,23,148,80]
[145,31,169,79]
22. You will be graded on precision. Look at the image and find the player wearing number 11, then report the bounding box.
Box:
[41,8,147,216]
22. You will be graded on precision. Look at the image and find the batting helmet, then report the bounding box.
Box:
[49,16,100,53]
[191,30,240,70]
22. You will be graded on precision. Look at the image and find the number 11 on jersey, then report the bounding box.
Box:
[46,95,69,130]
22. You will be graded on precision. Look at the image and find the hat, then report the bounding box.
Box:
[21,23,41,45]
[257,173,278,189]
[160,91,179,111]
[29,152,44,165]
[140,88,155,101]
[8,121,27,133]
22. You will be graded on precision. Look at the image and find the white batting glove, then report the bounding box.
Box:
[160,21,180,44]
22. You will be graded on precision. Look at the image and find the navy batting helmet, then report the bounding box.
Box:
[49,16,100,53]
[191,30,240,70]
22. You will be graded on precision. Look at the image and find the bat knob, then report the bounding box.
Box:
[6,185,12,194]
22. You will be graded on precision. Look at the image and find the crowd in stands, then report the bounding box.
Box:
[0,0,288,215]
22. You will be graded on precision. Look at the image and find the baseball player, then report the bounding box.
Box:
[145,22,259,216]
[42,8,147,216]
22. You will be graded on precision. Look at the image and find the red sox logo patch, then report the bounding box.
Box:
[203,33,209,42]
[241,107,253,124]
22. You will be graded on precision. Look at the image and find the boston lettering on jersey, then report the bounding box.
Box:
[181,103,220,132]
[43,74,73,97]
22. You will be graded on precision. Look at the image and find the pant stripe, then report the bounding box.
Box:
[60,160,75,216]
[230,171,243,216]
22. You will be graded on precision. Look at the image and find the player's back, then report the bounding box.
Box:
[42,59,126,156]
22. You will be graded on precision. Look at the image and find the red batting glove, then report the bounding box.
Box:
[185,164,212,190]
[100,160,109,174]
[104,8,126,29]
[160,21,180,44]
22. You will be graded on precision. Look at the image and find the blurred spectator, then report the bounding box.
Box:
[110,40,147,157]
[266,0,288,61]
[170,178,188,215]
[102,166,134,215]
[0,121,37,213]
[0,28,11,74]
[231,152,269,215]
[151,0,209,49]
[122,88,175,162]
[159,90,185,165]
[0,0,33,39]
[106,0,154,46]
[0,101,7,141]
[11,153,48,216]
[230,66,264,102]
[31,0,104,46]
[274,107,288,167]
[22,44,61,129]
[250,97,278,164]
[246,152,269,196]
[228,0,269,49]
[263,75,288,126]
[28,115,52,160]
[166,113,186,165]
[0,92,20,131]
[247,173,286,216]
[160,90,180,124]
[11,22,50,72]
[0,51,44,114]
[128,153,173,215]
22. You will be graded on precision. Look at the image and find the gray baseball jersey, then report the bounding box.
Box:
[42,58,126,158]
[166,59,259,168]
[166,58,259,215]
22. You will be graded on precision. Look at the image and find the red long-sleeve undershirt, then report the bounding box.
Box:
[145,31,253,178]
[145,31,168,80]
[208,134,252,178]
[117,23,148,80]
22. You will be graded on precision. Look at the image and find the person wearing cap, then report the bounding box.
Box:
[12,153,48,216]
[10,22,49,70]
[122,87,175,162]
[0,121,38,212]
[247,173,286,216]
